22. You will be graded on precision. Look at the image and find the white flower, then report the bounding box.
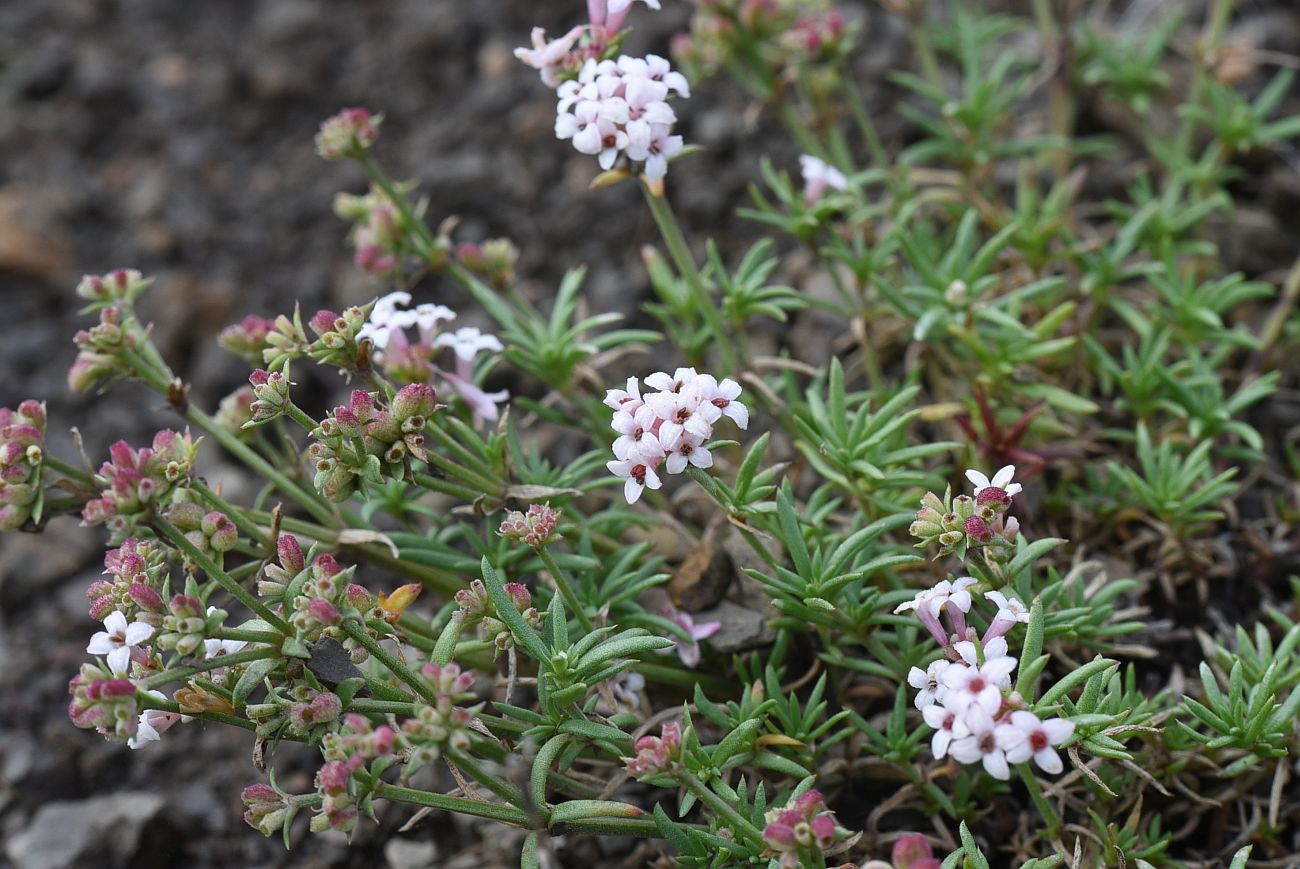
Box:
[799,154,848,203]
[552,52,689,181]
[907,659,951,709]
[644,367,699,393]
[965,465,1023,498]
[983,589,1031,642]
[606,458,662,504]
[412,303,456,335]
[128,691,187,750]
[438,368,509,423]
[87,611,154,675]
[603,376,644,413]
[695,375,748,429]
[922,702,970,759]
[893,577,976,619]
[434,327,504,364]
[942,654,1017,716]
[644,389,720,450]
[1002,710,1075,774]
[952,637,1016,692]
[514,25,586,88]
[203,608,247,659]
[611,405,664,465]
[664,434,713,474]
[947,704,1024,780]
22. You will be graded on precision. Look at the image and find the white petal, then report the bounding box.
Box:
[107,646,132,675]
[1034,747,1064,774]
[982,750,1011,780]
[87,632,117,655]
[102,611,128,634]
[964,469,991,491]
[123,621,155,646]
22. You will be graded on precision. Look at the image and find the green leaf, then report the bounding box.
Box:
[233,657,279,707]
[480,557,549,660]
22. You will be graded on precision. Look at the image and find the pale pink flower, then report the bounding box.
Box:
[799,154,848,203]
[607,458,662,504]
[128,690,187,750]
[696,375,748,429]
[983,589,1031,642]
[514,25,586,88]
[611,405,665,465]
[438,368,508,424]
[644,390,720,450]
[942,654,1016,716]
[1003,710,1074,774]
[907,659,951,709]
[87,610,154,675]
[659,605,720,668]
[921,703,969,759]
[947,705,1024,780]
[664,434,712,474]
[644,367,698,393]
[603,377,644,413]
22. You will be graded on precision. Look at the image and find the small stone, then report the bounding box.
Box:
[5,792,166,869]
[385,837,438,869]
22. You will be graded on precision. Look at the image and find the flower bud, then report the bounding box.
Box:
[315,108,381,160]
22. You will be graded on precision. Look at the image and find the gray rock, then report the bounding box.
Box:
[5,791,166,869]
[384,837,439,869]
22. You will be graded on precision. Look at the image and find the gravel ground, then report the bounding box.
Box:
[1,1,1298,867]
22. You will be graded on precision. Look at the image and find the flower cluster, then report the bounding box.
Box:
[402,663,478,776]
[455,578,541,655]
[624,720,682,778]
[87,537,169,624]
[306,384,436,501]
[0,400,46,530]
[898,468,1076,780]
[333,183,411,277]
[81,430,199,543]
[68,306,134,392]
[515,0,661,89]
[217,315,277,366]
[604,368,747,504]
[909,465,1021,562]
[555,55,689,183]
[356,291,509,423]
[761,790,841,869]
[498,503,561,547]
[67,662,140,742]
[75,268,151,309]
[315,107,381,161]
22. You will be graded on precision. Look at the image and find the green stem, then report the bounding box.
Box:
[447,748,525,808]
[1017,763,1062,836]
[138,695,258,732]
[284,401,321,433]
[43,454,94,485]
[143,645,280,690]
[536,546,594,633]
[375,783,529,826]
[154,517,293,635]
[190,479,271,548]
[679,770,766,848]
[187,406,339,529]
[218,628,283,644]
[340,621,437,706]
[641,183,738,377]
[413,471,485,503]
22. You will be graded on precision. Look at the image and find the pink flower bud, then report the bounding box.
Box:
[309,309,341,337]
[277,534,305,574]
[964,515,994,543]
[892,834,939,869]
[307,598,342,625]
[393,383,436,421]
[313,553,341,578]
[128,582,165,613]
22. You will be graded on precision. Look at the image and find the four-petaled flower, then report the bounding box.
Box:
[87,610,155,675]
